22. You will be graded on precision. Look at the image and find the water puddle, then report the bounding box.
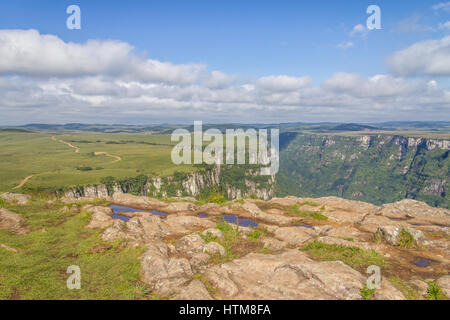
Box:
[112,214,130,222]
[109,205,168,217]
[198,213,209,218]
[221,214,258,228]
[296,223,314,229]
[413,258,433,268]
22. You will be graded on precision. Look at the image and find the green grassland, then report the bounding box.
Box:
[0,197,150,300]
[0,131,193,192]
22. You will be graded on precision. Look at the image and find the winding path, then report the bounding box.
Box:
[94,152,122,164]
[51,136,80,153]
[12,175,35,189]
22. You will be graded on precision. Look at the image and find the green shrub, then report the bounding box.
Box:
[302,240,387,270]
[397,229,416,248]
[361,286,376,300]
[426,281,448,300]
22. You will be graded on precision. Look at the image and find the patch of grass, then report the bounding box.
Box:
[426,281,448,300]
[361,286,376,300]
[301,240,387,271]
[259,247,273,254]
[0,197,148,300]
[192,273,217,295]
[247,229,265,242]
[388,277,420,300]
[299,201,320,207]
[397,229,417,248]
[286,204,328,220]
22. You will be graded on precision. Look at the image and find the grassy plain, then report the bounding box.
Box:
[0,131,193,192]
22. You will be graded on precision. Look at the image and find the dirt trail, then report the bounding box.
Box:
[51,136,80,153]
[94,152,122,164]
[12,175,34,189]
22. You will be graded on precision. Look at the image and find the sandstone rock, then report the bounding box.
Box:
[0,243,18,253]
[166,215,215,230]
[379,199,450,227]
[261,237,286,251]
[176,234,206,256]
[203,242,226,256]
[375,225,424,246]
[141,242,193,297]
[436,275,450,298]
[189,253,211,273]
[204,250,366,300]
[112,193,167,210]
[172,279,213,300]
[1,193,31,205]
[327,226,365,240]
[163,202,198,214]
[86,206,114,229]
[373,278,406,300]
[0,208,27,234]
[101,220,127,242]
[409,278,429,297]
[204,268,240,297]
[274,227,314,247]
[202,228,224,241]
[312,225,333,236]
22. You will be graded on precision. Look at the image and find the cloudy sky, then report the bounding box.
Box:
[0,0,449,125]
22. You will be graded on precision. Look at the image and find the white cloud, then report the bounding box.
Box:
[0,29,449,124]
[439,21,450,29]
[388,36,450,76]
[0,29,205,84]
[257,75,312,92]
[432,2,450,11]
[350,24,367,37]
[336,41,354,49]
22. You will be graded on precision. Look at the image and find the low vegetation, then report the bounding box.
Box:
[0,198,147,299]
[397,229,417,248]
[301,240,387,271]
[286,204,328,220]
[426,281,448,300]
[388,277,420,300]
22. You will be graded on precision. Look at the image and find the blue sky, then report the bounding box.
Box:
[0,0,449,124]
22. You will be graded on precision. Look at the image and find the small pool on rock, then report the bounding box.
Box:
[221,214,258,228]
[414,258,433,268]
[198,213,209,218]
[109,205,168,217]
[296,223,313,229]
[112,214,130,222]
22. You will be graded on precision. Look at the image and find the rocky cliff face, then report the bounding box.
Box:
[277,133,450,208]
[63,165,276,201]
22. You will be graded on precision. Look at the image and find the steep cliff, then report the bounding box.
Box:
[277,133,450,208]
[63,164,276,201]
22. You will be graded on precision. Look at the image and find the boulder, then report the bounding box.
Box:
[172,279,213,300]
[373,279,406,300]
[141,242,193,297]
[203,250,366,300]
[375,225,424,246]
[0,208,27,234]
[202,228,224,241]
[176,234,206,256]
[436,275,450,298]
[203,242,226,257]
[1,193,31,205]
[274,227,314,247]
[86,206,114,229]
